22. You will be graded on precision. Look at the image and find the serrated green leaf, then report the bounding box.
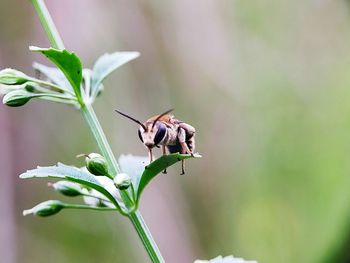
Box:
[91,52,139,98]
[119,153,201,204]
[32,62,71,90]
[20,163,120,210]
[30,46,83,104]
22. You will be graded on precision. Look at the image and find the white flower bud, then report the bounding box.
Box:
[3,90,32,107]
[113,173,131,190]
[0,68,29,85]
[78,153,109,176]
[50,181,82,197]
[23,200,65,217]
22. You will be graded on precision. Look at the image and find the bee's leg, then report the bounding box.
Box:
[178,123,195,155]
[178,123,196,135]
[178,128,191,175]
[181,160,185,175]
[179,144,188,175]
[180,141,191,155]
[162,145,167,155]
[178,128,191,154]
[148,148,153,163]
[187,136,195,156]
[162,145,167,174]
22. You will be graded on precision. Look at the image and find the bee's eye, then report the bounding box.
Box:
[154,123,166,145]
[138,129,144,142]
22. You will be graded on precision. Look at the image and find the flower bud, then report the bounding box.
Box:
[2,90,32,107]
[24,82,40,92]
[114,173,131,190]
[23,200,65,217]
[85,153,109,176]
[50,181,82,197]
[0,68,29,85]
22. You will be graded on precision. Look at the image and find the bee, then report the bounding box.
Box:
[115,109,196,175]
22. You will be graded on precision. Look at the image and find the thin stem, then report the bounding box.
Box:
[39,96,78,106]
[81,104,121,176]
[63,204,117,211]
[82,193,112,203]
[31,0,64,49]
[29,84,55,94]
[34,93,77,100]
[31,78,75,95]
[32,93,78,106]
[129,211,165,263]
[81,105,136,213]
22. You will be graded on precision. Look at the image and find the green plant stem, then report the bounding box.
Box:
[129,211,165,263]
[81,104,121,177]
[31,78,75,95]
[82,105,163,262]
[32,1,165,262]
[31,0,64,50]
[63,204,117,211]
[82,193,113,203]
[37,96,78,106]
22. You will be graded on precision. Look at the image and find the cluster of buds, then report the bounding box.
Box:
[0,69,35,107]
[0,68,77,107]
[78,153,132,190]
[23,153,134,217]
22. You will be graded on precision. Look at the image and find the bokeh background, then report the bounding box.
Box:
[1,0,350,262]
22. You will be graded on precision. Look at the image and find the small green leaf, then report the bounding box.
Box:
[20,163,120,210]
[30,46,83,104]
[119,153,201,204]
[91,52,139,97]
[32,62,71,90]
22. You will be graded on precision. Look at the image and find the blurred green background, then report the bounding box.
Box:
[1,0,350,262]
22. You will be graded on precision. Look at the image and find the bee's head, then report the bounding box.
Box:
[115,109,173,149]
[138,121,167,148]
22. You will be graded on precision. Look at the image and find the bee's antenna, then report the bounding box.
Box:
[115,110,147,131]
[152,108,174,129]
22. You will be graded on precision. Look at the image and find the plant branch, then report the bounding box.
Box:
[81,104,121,177]
[63,203,117,211]
[31,78,75,95]
[129,211,165,263]
[31,0,64,49]
[81,192,113,203]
